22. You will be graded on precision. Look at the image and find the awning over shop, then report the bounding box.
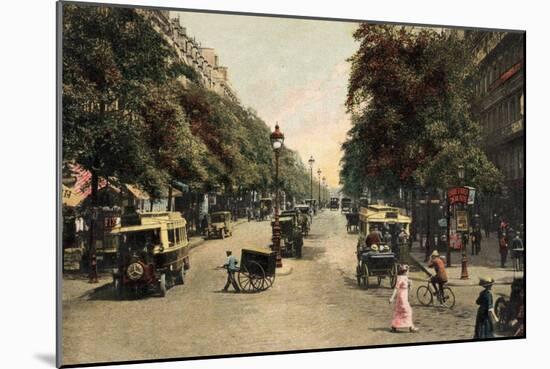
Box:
[125,184,150,200]
[172,181,190,193]
[62,184,84,207]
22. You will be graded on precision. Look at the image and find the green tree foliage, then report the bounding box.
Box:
[62,4,179,197]
[341,25,502,196]
[63,4,313,203]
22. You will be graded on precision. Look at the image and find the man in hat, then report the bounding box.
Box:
[366,226,382,248]
[220,250,240,293]
[428,250,448,301]
[474,276,496,339]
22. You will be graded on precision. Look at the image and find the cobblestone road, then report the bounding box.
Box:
[62,210,513,366]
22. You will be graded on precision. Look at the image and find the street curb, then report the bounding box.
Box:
[408,276,515,287]
[276,266,294,276]
[188,218,248,251]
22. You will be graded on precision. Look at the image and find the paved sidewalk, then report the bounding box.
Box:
[62,218,250,301]
[407,235,523,287]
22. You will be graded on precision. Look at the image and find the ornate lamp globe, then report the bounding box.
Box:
[270,124,285,151]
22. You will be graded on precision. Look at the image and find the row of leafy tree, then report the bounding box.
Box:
[62,4,317,208]
[340,25,502,204]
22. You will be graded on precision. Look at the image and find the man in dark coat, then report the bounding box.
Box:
[366,227,382,248]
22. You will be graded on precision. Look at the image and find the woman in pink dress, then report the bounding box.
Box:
[389,264,418,332]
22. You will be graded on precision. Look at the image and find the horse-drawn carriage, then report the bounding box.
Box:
[495,277,525,334]
[236,248,277,292]
[345,212,359,233]
[356,244,397,289]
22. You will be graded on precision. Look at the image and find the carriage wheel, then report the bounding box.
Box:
[356,265,362,286]
[389,264,397,288]
[238,261,265,293]
[362,264,370,289]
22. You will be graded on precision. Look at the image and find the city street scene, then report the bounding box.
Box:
[60,2,525,367]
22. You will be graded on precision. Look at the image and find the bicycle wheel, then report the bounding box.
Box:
[441,287,456,309]
[416,285,433,306]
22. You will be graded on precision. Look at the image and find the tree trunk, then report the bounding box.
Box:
[167,185,173,211]
[88,169,99,282]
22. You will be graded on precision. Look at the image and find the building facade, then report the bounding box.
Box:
[139,10,239,103]
[467,30,525,227]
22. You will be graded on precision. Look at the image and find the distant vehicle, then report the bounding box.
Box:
[207,211,233,239]
[357,204,411,250]
[274,210,303,258]
[258,198,273,221]
[110,212,190,298]
[294,204,312,236]
[341,198,352,213]
[345,211,359,233]
[330,197,339,211]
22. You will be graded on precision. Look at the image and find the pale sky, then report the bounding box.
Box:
[172,11,360,188]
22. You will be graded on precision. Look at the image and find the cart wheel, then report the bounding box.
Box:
[238,262,265,293]
[389,264,397,288]
[159,273,167,297]
[263,273,275,291]
[416,285,433,306]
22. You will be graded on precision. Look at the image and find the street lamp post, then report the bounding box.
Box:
[317,168,322,211]
[322,176,326,207]
[270,124,285,268]
[458,165,469,280]
[308,156,315,202]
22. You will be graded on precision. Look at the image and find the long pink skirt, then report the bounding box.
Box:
[392,277,413,328]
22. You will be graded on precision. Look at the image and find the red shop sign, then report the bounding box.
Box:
[447,187,469,205]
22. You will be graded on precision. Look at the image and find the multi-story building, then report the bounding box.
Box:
[467,30,525,227]
[139,10,239,103]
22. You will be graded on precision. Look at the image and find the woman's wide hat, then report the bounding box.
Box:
[479,276,495,287]
[431,250,440,257]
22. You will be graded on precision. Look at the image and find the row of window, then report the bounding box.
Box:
[480,91,523,135]
[168,226,187,246]
[475,42,523,96]
[489,143,524,181]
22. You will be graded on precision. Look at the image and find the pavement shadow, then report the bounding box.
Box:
[342,275,362,290]
[84,282,168,301]
[300,246,326,261]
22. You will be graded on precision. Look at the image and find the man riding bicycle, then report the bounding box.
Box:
[428,250,448,301]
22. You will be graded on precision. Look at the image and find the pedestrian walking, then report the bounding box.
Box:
[389,264,418,333]
[474,276,497,339]
[511,231,524,271]
[471,225,482,255]
[201,214,209,236]
[499,232,508,268]
[220,250,240,293]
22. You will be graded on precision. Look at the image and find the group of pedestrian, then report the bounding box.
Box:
[498,219,524,270]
